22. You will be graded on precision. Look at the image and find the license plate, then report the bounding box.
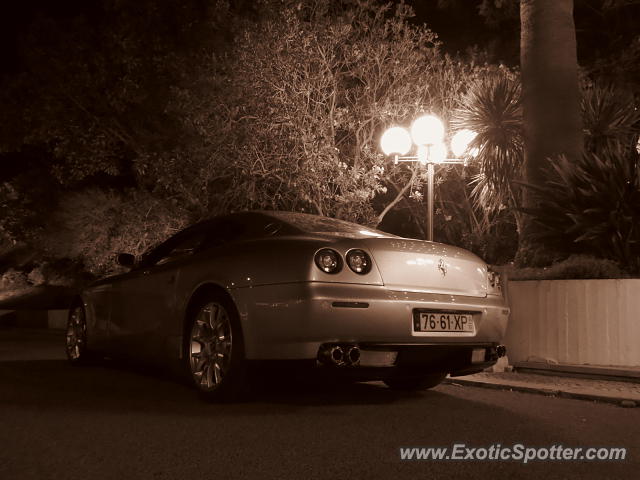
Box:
[415,312,475,333]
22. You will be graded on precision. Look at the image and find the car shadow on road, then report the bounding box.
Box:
[0,358,477,414]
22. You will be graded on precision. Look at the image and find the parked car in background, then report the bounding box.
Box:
[66,211,509,401]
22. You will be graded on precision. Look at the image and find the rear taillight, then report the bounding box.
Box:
[314,249,342,274]
[346,249,372,274]
[487,268,502,295]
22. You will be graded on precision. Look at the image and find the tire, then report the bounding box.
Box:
[184,294,247,402]
[65,303,93,365]
[383,372,447,391]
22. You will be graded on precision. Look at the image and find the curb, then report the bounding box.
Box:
[443,377,638,408]
[513,361,640,383]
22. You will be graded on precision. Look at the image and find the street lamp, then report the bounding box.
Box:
[380,115,477,241]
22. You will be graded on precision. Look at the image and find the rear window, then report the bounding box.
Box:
[264,211,389,237]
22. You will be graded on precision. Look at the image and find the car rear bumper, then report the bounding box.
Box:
[246,343,506,381]
[231,281,509,362]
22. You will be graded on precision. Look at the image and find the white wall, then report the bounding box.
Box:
[503,279,640,367]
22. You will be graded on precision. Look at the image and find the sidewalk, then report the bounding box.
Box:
[445,371,640,407]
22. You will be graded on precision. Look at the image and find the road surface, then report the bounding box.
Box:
[0,329,638,479]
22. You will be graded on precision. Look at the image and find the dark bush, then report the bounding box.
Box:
[0,268,29,291]
[41,188,190,276]
[520,146,640,274]
[507,254,627,280]
[581,84,640,155]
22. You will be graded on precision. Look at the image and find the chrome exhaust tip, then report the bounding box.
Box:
[318,345,345,367]
[330,345,345,365]
[344,346,360,365]
[318,344,361,366]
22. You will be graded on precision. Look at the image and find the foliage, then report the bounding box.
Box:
[506,254,628,280]
[0,164,60,248]
[520,147,640,273]
[442,67,522,262]
[431,166,518,264]
[0,0,233,279]
[0,269,29,291]
[451,77,640,270]
[0,0,231,192]
[0,182,30,246]
[0,0,560,282]
[26,267,46,287]
[1,0,492,239]
[452,69,524,230]
[41,189,190,275]
[580,2,640,97]
[25,259,90,288]
[516,83,640,271]
[169,0,489,228]
[581,83,640,155]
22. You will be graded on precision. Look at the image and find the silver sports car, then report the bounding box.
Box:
[66,211,509,400]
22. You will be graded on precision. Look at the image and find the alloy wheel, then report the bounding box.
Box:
[66,306,87,361]
[189,302,233,391]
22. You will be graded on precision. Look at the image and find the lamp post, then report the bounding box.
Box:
[380,115,477,241]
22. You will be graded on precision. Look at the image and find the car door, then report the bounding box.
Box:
[83,280,114,351]
[109,229,207,363]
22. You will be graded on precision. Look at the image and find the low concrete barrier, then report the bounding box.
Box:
[504,279,640,368]
[48,310,68,329]
[0,309,68,329]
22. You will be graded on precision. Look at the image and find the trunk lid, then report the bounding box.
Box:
[363,238,488,297]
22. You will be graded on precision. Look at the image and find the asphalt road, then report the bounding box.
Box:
[1,329,638,480]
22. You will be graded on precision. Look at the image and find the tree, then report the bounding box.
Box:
[1,0,500,279]
[174,0,483,230]
[452,69,524,233]
[0,1,232,188]
[519,0,583,264]
[0,0,230,273]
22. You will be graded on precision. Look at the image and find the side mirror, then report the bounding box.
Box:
[116,253,136,268]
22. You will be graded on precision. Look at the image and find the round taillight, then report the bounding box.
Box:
[314,249,342,274]
[346,249,372,274]
[488,269,502,290]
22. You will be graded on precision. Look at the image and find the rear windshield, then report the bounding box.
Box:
[264,211,390,237]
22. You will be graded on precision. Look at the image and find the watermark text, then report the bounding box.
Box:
[399,444,627,464]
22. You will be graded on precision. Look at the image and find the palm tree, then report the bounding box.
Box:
[519,0,582,264]
[452,70,524,235]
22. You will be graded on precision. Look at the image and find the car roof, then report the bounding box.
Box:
[189,210,394,239]
[254,211,393,238]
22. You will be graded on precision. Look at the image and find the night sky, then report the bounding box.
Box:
[2,0,639,74]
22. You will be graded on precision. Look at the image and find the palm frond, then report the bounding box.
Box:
[520,147,640,271]
[452,71,523,211]
[582,83,640,155]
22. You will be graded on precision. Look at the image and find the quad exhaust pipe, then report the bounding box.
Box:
[328,345,345,366]
[318,344,360,366]
[344,346,361,365]
[319,343,505,366]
